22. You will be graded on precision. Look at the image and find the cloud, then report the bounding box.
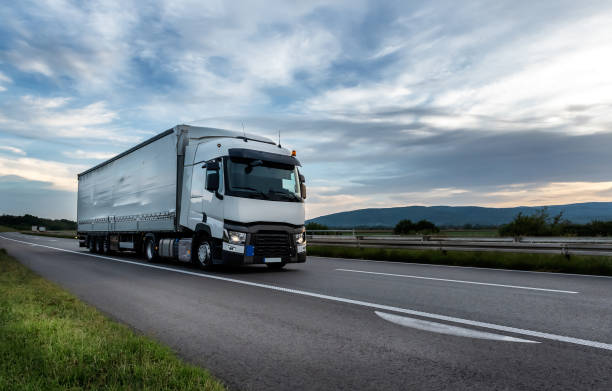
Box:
[0,155,86,191]
[0,71,11,91]
[0,175,77,219]
[485,182,612,207]
[2,1,612,220]
[0,146,26,155]
[62,149,116,160]
[0,95,140,144]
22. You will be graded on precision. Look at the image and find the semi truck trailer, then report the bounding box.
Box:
[77,124,307,269]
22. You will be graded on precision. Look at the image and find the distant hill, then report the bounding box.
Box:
[307,202,612,228]
[0,214,77,231]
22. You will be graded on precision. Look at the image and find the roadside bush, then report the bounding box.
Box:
[561,220,612,236]
[0,214,76,231]
[394,219,439,235]
[499,208,564,237]
[499,208,612,237]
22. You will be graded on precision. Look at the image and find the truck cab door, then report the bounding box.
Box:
[202,159,224,239]
[188,163,206,229]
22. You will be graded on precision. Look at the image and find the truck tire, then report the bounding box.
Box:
[193,237,212,269]
[88,237,97,253]
[96,238,105,254]
[100,237,110,255]
[144,238,158,263]
[266,262,286,270]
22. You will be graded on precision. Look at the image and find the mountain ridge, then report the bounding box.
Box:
[307,202,612,227]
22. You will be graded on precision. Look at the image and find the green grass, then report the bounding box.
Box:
[307,245,612,276]
[0,225,17,232]
[0,248,226,391]
[19,230,77,239]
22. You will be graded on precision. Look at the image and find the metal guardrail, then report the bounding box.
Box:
[306,231,612,256]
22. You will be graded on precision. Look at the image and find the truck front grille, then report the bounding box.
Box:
[252,232,292,257]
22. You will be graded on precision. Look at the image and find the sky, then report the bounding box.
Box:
[1,0,612,220]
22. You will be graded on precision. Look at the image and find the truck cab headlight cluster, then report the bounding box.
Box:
[225,229,246,245]
[295,232,306,244]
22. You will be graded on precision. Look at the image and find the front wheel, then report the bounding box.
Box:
[192,238,212,269]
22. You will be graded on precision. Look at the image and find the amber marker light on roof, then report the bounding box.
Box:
[292,150,297,156]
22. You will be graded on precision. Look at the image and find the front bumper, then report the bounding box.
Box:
[216,223,307,265]
[221,249,307,265]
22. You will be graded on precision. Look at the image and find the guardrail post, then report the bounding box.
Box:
[562,245,570,259]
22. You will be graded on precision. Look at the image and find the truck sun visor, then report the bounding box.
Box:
[228,148,301,166]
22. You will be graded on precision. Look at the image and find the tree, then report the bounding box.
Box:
[305,222,329,231]
[394,219,414,235]
[394,219,439,235]
[415,219,440,234]
[498,208,566,237]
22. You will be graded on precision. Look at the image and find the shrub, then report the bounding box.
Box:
[306,222,329,231]
[394,219,439,235]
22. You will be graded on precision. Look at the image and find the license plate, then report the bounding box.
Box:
[264,257,282,263]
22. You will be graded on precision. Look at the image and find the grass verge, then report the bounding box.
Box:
[307,245,612,276]
[0,225,17,232]
[0,248,226,391]
[19,230,77,239]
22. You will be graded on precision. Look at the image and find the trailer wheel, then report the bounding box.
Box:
[88,238,97,253]
[96,238,105,253]
[101,238,110,255]
[193,238,212,269]
[144,238,158,263]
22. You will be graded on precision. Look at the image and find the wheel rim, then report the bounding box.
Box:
[197,242,211,265]
[146,241,154,260]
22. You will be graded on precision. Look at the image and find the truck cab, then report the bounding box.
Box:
[181,136,307,268]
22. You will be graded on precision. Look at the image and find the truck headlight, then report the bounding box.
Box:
[295,232,306,244]
[227,230,246,245]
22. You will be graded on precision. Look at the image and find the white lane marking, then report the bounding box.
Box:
[2,234,612,351]
[375,311,539,343]
[336,268,578,294]
[309,255,612,279]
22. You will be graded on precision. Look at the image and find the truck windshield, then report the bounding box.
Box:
[225,157,302,202]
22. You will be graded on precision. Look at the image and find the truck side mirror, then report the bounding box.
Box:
[299,174,305,183]
[204,160,220,170]
[300,183,307,199]
[206,171,219,191]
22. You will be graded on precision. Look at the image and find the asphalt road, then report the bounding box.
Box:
[2,232,611,390]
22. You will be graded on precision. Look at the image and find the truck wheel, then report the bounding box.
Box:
[96,238,105,254]
[88,238,97,253]
[193,238,212,269]
[267,262,286,270]
[101,238,110,255]
[145,238,157,263]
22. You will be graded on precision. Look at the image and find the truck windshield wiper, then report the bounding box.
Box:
[232,186,269,199]
[268,189,301,201]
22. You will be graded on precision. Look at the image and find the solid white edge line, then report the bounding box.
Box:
[336,268,579,294]
[2,234,612,351]
[375,311,539,343]
[308,255,612,279]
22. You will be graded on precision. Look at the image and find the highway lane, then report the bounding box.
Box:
[1,232,611,390]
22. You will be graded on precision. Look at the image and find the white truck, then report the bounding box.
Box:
[77,124,307,269]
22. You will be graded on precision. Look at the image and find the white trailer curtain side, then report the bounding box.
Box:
[77,130,179,233]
